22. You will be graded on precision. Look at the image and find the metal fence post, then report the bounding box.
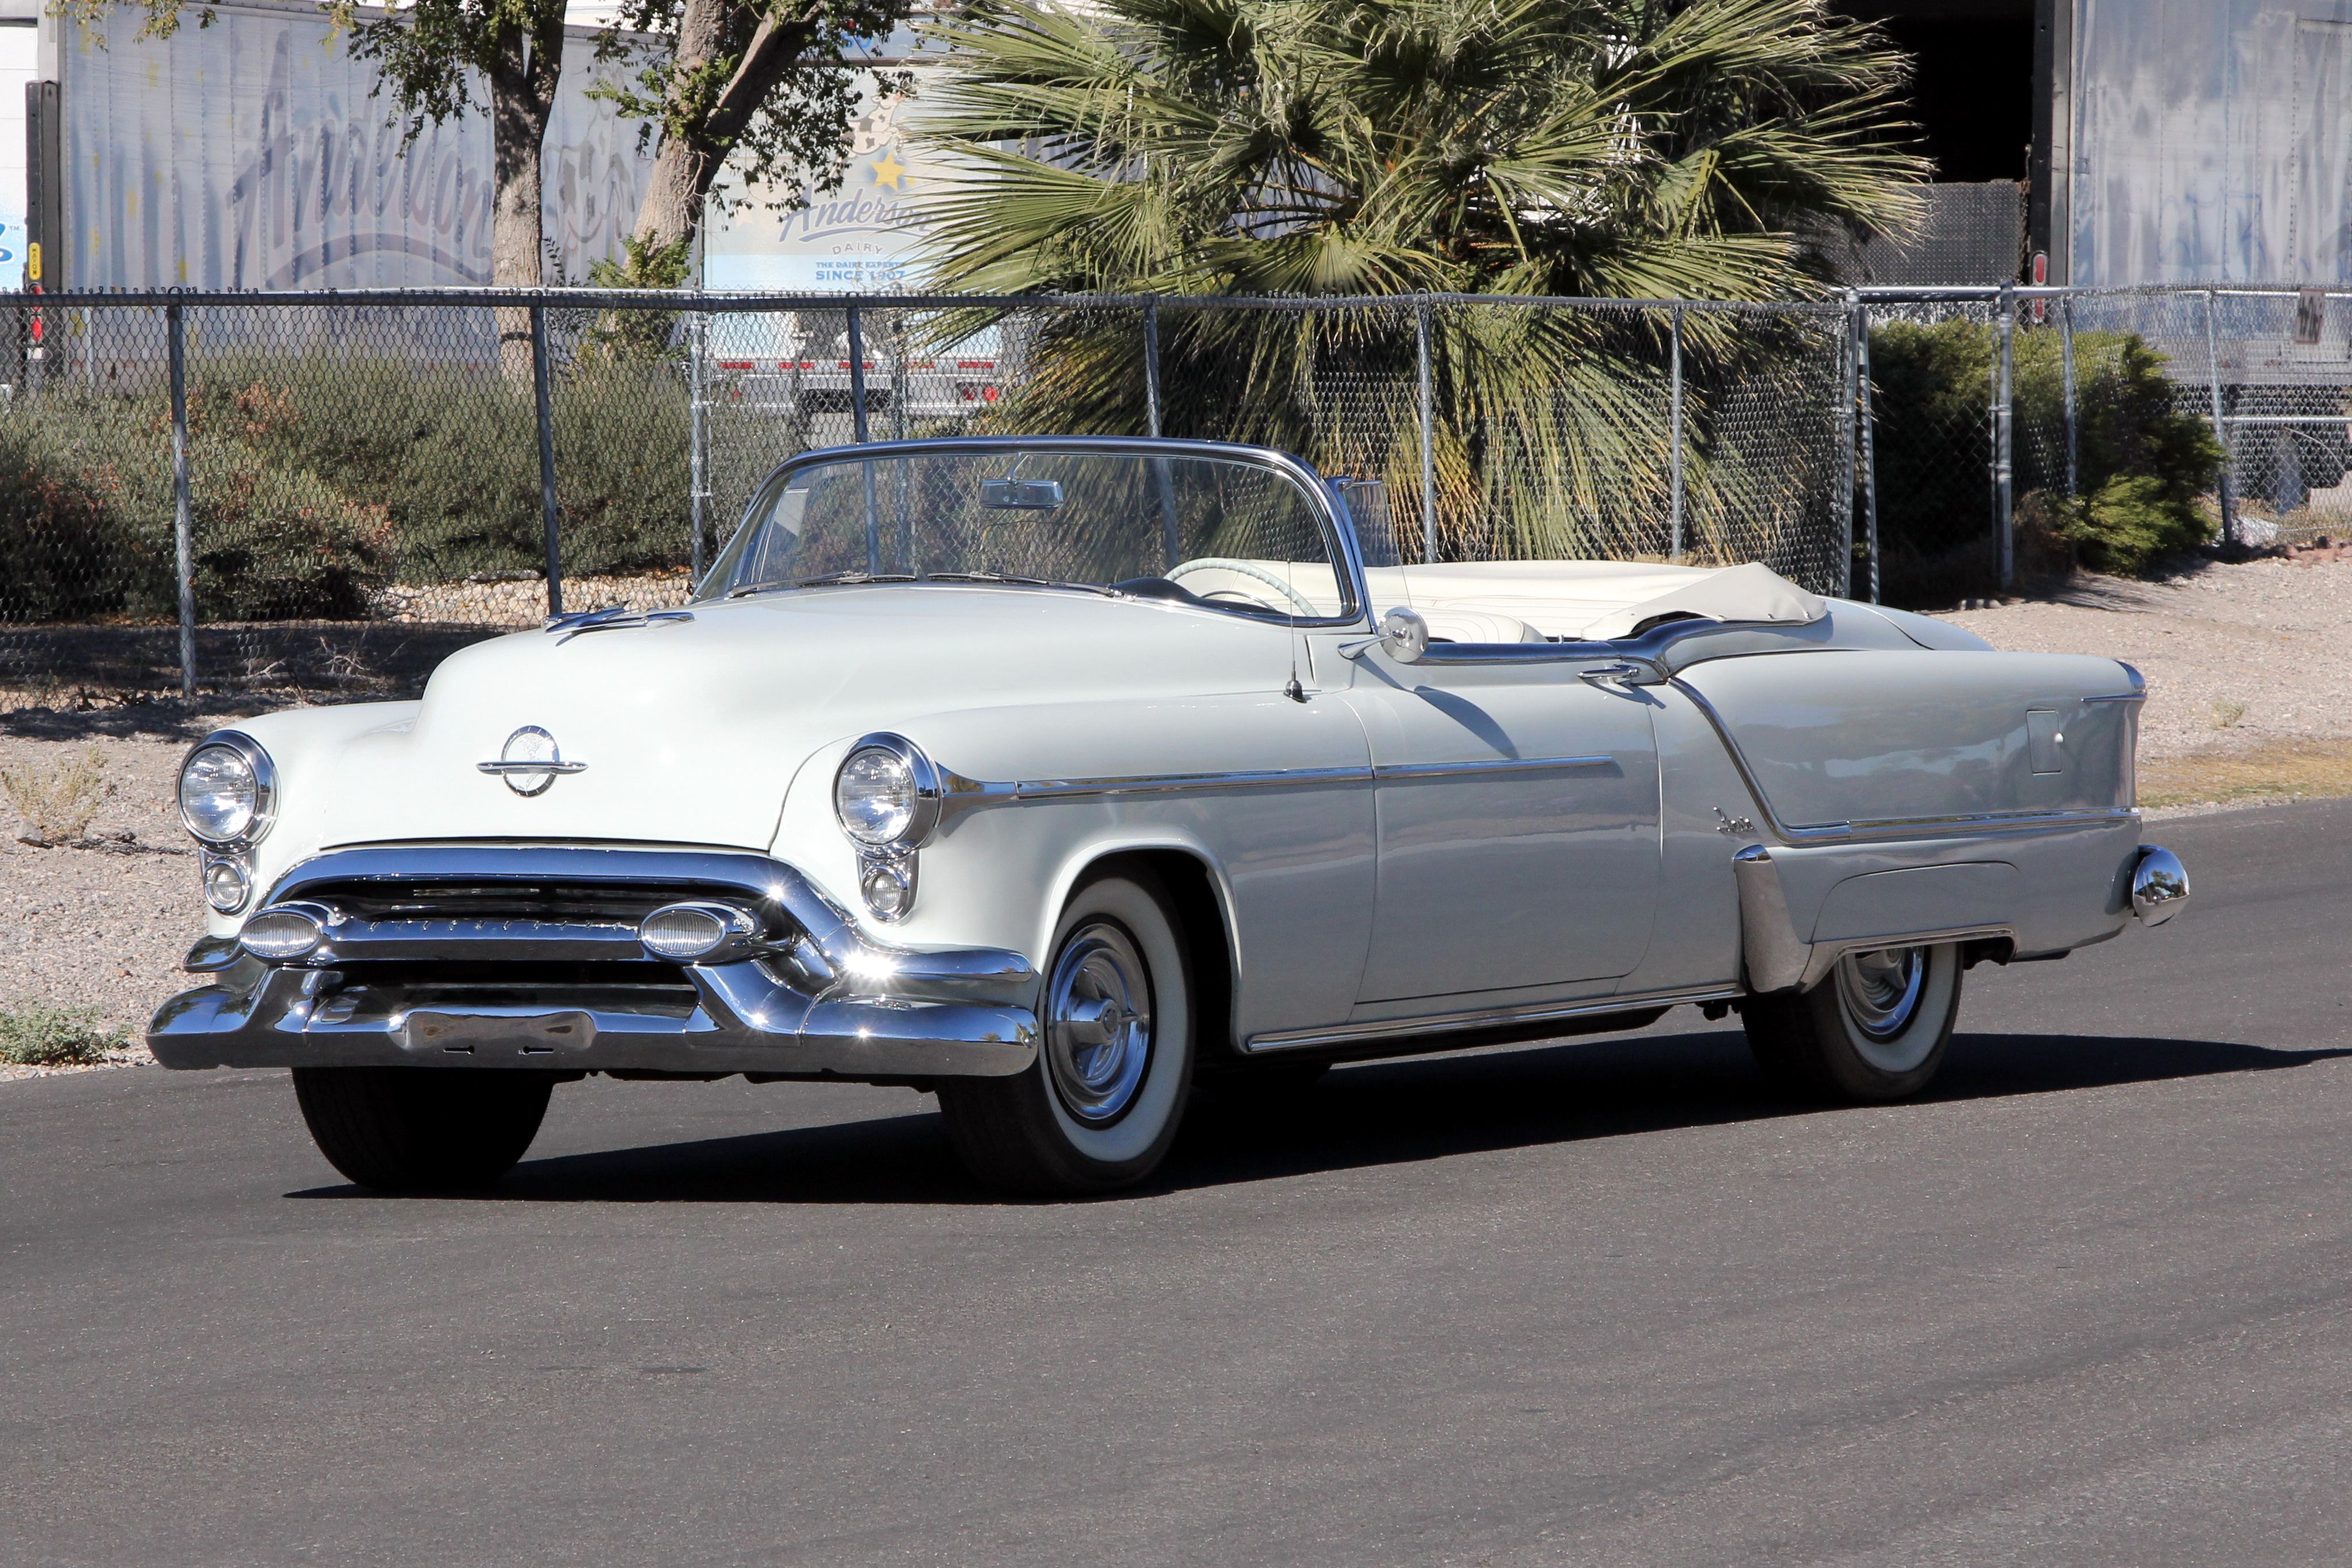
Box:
[888,310,908,443]
[166,301,195,698]
[1855,299,1881,605]
[1994,281,2016,589]
[1143,300,1163,439]
[846,303,872,445]
[1415,296,1437,564]
[1668,305,1686,564]
[688,311,708,584]
[2203,289,2235,544]
[2059,292,2079,501]
[1836,293,1855,598]
[529,303,562,618]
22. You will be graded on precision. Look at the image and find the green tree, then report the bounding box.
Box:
[915,0,1924,300]
[907,0,1927,559]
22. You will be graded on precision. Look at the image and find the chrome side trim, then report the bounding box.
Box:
[988,765,1374,803]
[1669,676,2138,845]
[1242,984,1742,1054]
[938,754,1617,810]
[1371,754,1614,781]
[2080,692,2148,704]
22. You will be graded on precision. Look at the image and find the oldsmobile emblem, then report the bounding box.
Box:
[477,725,587,796]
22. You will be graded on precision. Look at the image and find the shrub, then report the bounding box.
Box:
[1,744,113,842]
[0,351,699,625]
[0,1001,126,1066]
[1867,322,2222,602]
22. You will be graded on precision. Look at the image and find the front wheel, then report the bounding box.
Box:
[937,870,1194,1195]
[292,1067,557,1191]
[1742,942,1962,1102]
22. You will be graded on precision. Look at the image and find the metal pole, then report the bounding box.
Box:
[1144,301,1178,570]
[2059,293,2079,501]
[1415,296,1437,564]
[1668,306,1686,564]
[1856,300,1881,605]
[847,303,877,568]
[1836,294,1855,598]
[529,303,562,617]
[1143,300,1163,438]
[688,311,708,584]
[846,303,872,444]
[2203,289,2235,544]
[167,302,195,698]
[1995,281,2016,589]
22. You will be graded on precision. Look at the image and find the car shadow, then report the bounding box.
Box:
[285,1027,2352,1206]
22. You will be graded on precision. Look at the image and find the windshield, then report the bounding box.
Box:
[706,446,1356,622]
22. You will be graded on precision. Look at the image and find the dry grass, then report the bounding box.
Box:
[0,744,114,844]
[2140,737,2352,810]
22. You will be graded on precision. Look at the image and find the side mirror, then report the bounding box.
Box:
[1379,606,1429,664]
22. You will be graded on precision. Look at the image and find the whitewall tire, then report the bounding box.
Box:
[937,869,1195,1194]
[1742,942,1963,1102]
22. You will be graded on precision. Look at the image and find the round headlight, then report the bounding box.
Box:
[835,745,918,846]
[179,737,273,845]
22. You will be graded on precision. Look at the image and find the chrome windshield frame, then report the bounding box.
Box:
[700,436,1374,630]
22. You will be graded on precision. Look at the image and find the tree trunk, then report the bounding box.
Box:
[621,0,813,272]
[489,14,564,380]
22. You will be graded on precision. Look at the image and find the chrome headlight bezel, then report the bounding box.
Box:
[177,731,277,848]
[832,733,943,853]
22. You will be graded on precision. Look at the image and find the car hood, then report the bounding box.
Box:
[317,586,1302,852]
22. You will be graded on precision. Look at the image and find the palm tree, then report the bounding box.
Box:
[908,0,1927,564]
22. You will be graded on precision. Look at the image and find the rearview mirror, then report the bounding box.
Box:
[981,478,1064,510]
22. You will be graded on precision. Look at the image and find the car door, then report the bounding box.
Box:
[1340,647,1664,1005]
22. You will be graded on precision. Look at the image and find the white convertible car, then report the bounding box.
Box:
[150,437,2189,1194]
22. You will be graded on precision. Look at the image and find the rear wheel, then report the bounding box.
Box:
[292,1067,556,1191]
[1742,942,1962,1102]
[938,870,1194,1195]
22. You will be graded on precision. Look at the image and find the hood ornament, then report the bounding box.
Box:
[477,725,587,796]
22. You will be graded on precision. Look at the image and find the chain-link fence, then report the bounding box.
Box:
[6,283,2339,700]
[0,289,1861,700]
[1856,284,2352,605]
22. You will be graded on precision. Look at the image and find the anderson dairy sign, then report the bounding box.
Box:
[704,94,941,291]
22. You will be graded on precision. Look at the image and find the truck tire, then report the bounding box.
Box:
[292,1067,557,1191]
[1742,942,1962,1102]
[938,870,1194,1195]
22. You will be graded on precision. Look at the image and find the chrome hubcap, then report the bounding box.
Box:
[1043,921,1154,1124]
[1835,946,1928,1042]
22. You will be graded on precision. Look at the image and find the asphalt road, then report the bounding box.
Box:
[7,799,2352,1568]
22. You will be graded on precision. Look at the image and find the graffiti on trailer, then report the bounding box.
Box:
[224,35,649,288]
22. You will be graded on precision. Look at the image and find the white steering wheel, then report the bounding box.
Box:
[1166,557,1322,617]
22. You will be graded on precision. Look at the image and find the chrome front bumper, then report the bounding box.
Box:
[147,845,1040,1080]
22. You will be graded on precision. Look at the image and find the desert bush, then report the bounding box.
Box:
[0,1000,126,1066]
[1,744,113,842]
[1868,322,2222,601]
[0,352,695,625]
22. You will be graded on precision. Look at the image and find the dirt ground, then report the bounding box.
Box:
[6,551,2348,1076]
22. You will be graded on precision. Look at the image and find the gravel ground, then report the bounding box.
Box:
[1939,553,2352,760]
[1,731,199,1079]
[7,552,2346,1083]
[368,570,691,625]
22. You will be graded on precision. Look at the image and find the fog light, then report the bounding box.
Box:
[240,907,323,961]
[859,857,914,922]
[203,857,252,913]
[640,902,756,962]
